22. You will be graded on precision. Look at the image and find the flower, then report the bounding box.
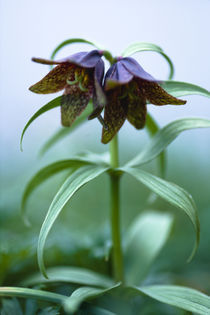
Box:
[29,50,106,126]
[101,57,186,144]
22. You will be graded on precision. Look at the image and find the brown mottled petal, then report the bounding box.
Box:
[29,63,75,94]
[126,91,147,129]
[140,80,187,105]
[31,57,62,65]
[101,89,127,144]
[61,84,93,127]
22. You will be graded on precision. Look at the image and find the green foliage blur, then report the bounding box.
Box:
[0,122,210,313]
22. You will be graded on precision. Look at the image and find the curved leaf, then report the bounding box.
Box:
[21,159,94,225]
[120,167,200,261]
[63,285,119,314]
[124,211,173,285]
[138,285,210,315]
[122,42,174,80]
[38,165,108,278]
[161,80,210,98]
[0,287,66,304]
[127,118,210,167]
[22,266,114,288]
[20,96,61,151]
[146,113,166,177]
[51,38,101,61]
[39,102,93,156]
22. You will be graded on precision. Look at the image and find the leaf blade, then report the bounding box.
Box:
[39,102,93,156]
[161,80,210,98]
[22,266,114,288]
[121,167,200,261]
[21,158,94,224]
[51,38,101,61]
[122,42,174,80]
[37,165,108,277]
[63,285,119,314]
[0,287,66,304]
[138,285,210,315]
[127,118,210,167]
[20,96,61,151]
[124,211,173,285]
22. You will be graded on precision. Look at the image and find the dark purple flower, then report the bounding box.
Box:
[102,57,186,144]
[29,50,106,126]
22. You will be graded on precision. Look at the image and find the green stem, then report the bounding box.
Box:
[109,135,124,283]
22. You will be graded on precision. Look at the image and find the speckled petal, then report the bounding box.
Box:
[126,89,147,129]
[29,64,76,94]
[101,89,127,144]
[140,80,187,105]
[61,84,93,127]
[31,57,62,65]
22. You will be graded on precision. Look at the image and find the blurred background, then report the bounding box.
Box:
[0,0,210,300]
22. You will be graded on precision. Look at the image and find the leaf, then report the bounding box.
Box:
[20,96,61,151]
[0,287,66,304]
[138,285,210,315]
[120,167,200,261]
[51,38,101,62]
[122,42,174,80]
[1,298,23,315]
[38,165,108,278]
[40,102,93,156]
[161,80,210,98]
[124,211,173,285]
[63,285,119,314]
[127,118,210,167]
[22,266,114,288]
[145,113,166,177]
[21,158,93,225]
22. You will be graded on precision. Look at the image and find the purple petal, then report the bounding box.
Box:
[105,61,133,90]
[89,59,106,119]
[60,50,102,68]
[121,57,157,81]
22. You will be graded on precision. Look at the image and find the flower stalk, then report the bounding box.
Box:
[109,135,124,283]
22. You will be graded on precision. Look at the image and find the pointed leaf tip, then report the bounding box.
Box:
[20,96,61,150]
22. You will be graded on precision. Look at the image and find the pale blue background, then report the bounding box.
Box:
[0,0,210,197]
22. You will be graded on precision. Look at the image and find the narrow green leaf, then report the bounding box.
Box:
[22,266,114,288]
[0,287,66,304]
[161,80,210,98]
[39,102,93,156]
[21,159,93,225]
[51,38,101,61]
[124,211,173,285]
[138,285,210,315]
[146,113,166,177]
[122,42,174,79]
[20,96,61,151]
[63,285,119,314]
[120,167,200,261]
[127,118,210,167]
[38,165,108,278]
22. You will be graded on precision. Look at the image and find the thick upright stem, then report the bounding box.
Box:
[109,135,124,283]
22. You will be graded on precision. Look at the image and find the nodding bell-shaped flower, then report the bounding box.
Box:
[29,50,106,127]
[101,57,186,144]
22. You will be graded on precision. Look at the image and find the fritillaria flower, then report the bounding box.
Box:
[102,57,187,144]
[29,50,106,126]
